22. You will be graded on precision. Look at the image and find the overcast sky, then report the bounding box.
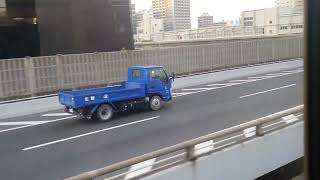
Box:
[131,0,275,28]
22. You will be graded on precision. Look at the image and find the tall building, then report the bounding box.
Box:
[0,0,40,59]
[136,10,164,42]
[131,4,137,35]
[152,0,191,31]
[0,0,134,59]
[198,13,213,28]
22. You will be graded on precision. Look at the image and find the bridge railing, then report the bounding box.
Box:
[0,36,303,101]
[65,105,304,180]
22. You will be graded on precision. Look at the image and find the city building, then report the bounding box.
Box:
[276,0,304,14]
[136,10,164,42]
[152,0,191,31]
[241,6,303,36]
[198,13,214,28]
[131,4,137,35]
[148,4,304,43]
[0,0,134,59]
[242,8,278,35]
[0,0,39,59]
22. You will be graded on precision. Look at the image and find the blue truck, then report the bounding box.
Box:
[58,66,174,122]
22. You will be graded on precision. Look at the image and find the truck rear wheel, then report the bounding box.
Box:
[96,104,114,122]
[149,96,163,111]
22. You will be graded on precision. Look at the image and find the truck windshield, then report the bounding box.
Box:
[149,68,168,84]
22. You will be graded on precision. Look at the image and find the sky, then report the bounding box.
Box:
[131,0,275,28]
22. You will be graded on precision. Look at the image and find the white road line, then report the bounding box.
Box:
[239,84,296,99]
[282,70,300,73]
[206,83,236,87]
[42,113,72,117]
[0,116,76,134]
[229,79,256,83]
[23,116,160,151]
[172,92,193,95]
[0,125,35,133]
[178,70,302,98]
[247,76,275,79]
[266,73,292,76]
[124,158,156,180]
[282,114,299,124]
[0,121,49,126]
[243,127,256,138]
[194,140,214,156]
[182,87,218,91]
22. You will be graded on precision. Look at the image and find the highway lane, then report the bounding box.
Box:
[0,68,303,180]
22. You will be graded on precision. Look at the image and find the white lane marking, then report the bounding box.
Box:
[282,114,299,124]
[206,83,237,86]
[282,70,301,73]
[229,79,256,83]
[124,158,156,180]
[42,113,72,117]
[0,121,49,126]
[23,116,160,151]
[172,95,184,98]
[207,83,242,88]
[239,84,296,99]
[248,76,275,79]
[172,92,193,95]
[266,73,292,76]
[182,87,218,91]
[243,127,256,138]
[194,140,214,156]
[207,83,233,87]
[0,125,35,133]
[0,116,76,134]
[177,70,302,98]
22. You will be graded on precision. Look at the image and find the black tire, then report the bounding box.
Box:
[149,96,163,111]
[96,104,114,122]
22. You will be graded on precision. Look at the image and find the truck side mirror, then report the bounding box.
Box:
[171,72,175,82]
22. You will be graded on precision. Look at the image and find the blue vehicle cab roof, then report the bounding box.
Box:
[130,66,163,69]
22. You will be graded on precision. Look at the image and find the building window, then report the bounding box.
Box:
[244,17,253,21]
[269,20,272,24]
[269,30,273,34]
[280,26,288,30]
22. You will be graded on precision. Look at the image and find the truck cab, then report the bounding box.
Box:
[128,66,173,102]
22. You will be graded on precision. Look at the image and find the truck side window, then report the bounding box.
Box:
[149,68,168,84]
[132,70,141,78]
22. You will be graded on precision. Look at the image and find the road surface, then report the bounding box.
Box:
[0,60,303,180]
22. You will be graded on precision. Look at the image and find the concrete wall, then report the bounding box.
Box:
[143,122,304,180]
[0,36,303,101]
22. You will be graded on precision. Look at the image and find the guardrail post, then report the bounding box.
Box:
[286,38,289,59]
[272,39,275,61]
[257,41,260,64]
[25,56,36,97]
[186,146,196,161]
[256,124,264,136]
[240,42,244,66]
[56,54,65,90]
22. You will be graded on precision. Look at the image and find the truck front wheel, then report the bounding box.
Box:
[96,104,114,122]
[149,96,163,111]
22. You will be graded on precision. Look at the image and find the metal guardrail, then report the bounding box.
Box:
[66,105,304,180]
[0,36,303,101]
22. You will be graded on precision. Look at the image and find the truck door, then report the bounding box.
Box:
[147,68,172,100]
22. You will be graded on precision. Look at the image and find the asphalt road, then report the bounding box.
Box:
[0,64,303,180]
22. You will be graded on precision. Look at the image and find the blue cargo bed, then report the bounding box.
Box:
[58,82,146,109]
